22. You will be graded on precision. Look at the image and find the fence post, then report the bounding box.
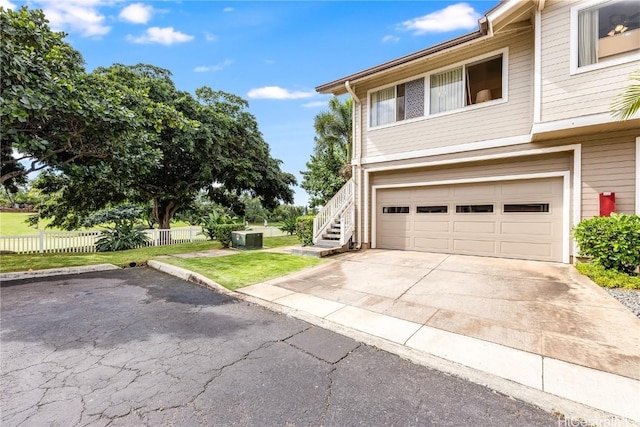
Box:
[189,227,194,243]
[39,230,44,254]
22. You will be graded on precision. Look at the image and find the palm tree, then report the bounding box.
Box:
[611,68,640,120]
[313,97,353,178]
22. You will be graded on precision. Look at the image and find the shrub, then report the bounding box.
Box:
[278,216,298,235]
[87,205,151,252]
[199,211,245,248]
[573,213,640,274]
[295,215,315,246]
[205,224,246,248]
[575,262,640,290]
[95,224,150,252]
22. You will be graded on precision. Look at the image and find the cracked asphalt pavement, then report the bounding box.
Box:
[1,268,559,426]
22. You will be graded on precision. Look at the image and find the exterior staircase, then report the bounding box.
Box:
[291,179,354,258]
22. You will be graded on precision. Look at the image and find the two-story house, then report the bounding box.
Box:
[313,0,640,264]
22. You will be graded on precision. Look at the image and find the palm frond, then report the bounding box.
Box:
[611,69,640,121]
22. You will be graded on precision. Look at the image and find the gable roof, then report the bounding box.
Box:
[316,0,537,95]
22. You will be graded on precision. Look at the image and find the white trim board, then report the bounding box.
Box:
[362,113,632,167]
[363,144,582,262]
[371,171,572,264]
[362,134,531,165]
[533,9,542,123]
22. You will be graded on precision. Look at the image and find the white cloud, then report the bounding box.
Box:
[119,3,153,24]
[382,35,400,43]
[205,32,217,42]
[127,27,194,45]
[0,0,16,10]
[223,7,234,12]
[247,86,315,100]
[264,59,275,65]
[194,59,233,72]
[302,101,327,108]
[39,0,110,37]
[400,3,481,35]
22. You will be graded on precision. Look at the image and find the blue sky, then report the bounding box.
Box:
[4,0,499,206]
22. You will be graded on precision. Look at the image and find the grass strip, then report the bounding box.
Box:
[160,252,323,290]
[0,235,301,273]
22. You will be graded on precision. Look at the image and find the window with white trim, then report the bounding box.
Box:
[430,54,503,115]
[576,0,640,68]
[370,78,424,127]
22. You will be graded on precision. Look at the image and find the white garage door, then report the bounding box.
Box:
[376,178,563,262]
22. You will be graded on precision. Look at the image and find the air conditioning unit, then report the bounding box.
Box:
[231,231,263,250]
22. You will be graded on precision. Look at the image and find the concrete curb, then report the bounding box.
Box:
[0,264,121,282]
[147,260,235,297]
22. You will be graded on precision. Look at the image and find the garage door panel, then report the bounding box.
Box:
[501,222,553,236]
[453,221,496,234]
[413,187,450,199]
[415,237,450,251]
[453,239,496,254]
[453,185,497,198]
[414,220,450,232]
[501,241,553,258]
[501,180,557,196]
[377,177,563,262]
[380,236,411,250]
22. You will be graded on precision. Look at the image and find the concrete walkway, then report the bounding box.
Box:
[235,249,640,423]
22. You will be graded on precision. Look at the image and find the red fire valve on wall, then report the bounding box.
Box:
[599,192,616,217]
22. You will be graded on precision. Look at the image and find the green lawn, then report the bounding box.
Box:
[0,212,53,235]
[0,212,196,236]
[161,252,323,290]
[0,235,300,273]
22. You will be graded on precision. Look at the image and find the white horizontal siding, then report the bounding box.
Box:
[358,31,534,159]
[540,0,640,122]
[581,135,636,217]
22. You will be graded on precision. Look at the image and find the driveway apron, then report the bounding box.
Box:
[238,249,640,422]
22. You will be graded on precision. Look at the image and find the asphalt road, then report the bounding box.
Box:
[1,268,559,426]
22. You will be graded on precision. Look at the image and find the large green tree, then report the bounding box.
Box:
[35,64,296,230]
[301,96,352,208]
[0,7,171,188]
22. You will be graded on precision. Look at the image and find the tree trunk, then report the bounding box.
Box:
[152,198,181,245]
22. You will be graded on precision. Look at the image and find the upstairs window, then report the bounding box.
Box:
[370,78,425,127]
[430,54,504,115]
[577,0,640,68]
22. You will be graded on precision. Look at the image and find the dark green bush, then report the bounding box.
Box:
[278,216,298,235]
[202,224,245,248]
[295,215,315,246]
[573,213,640,274]
[95,224,150,252]
[87,205,150,252]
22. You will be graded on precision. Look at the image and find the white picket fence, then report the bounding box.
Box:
[0,228,206,254]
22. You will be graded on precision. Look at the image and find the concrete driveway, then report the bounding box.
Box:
[238,249,640,422]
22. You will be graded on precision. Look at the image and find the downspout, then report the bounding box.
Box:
[345,80,362,249]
